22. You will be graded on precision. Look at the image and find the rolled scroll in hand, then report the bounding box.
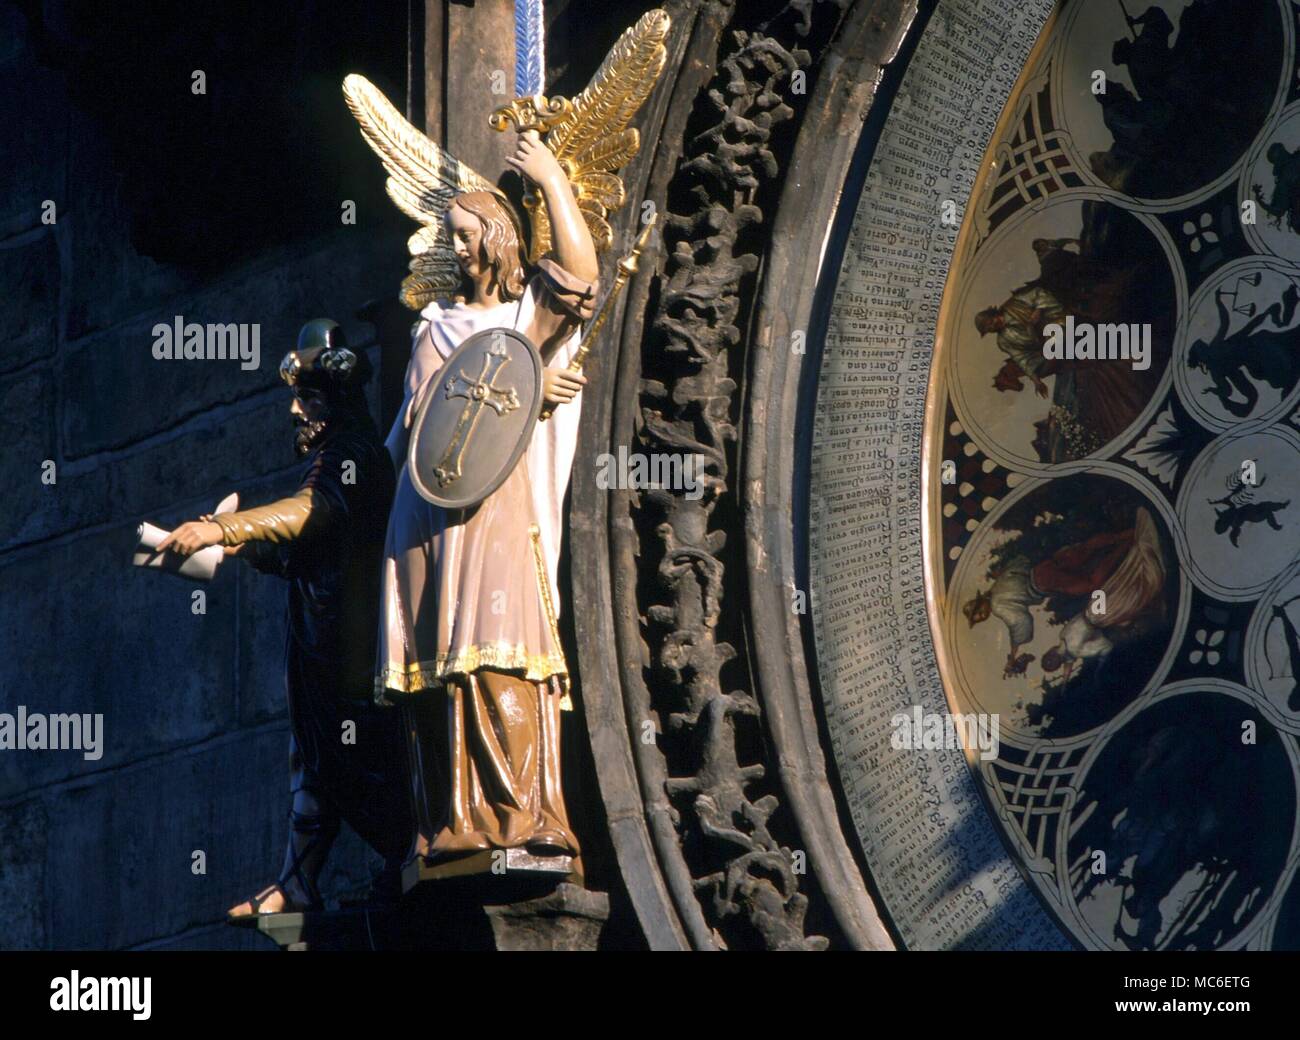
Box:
[132,493,239,582]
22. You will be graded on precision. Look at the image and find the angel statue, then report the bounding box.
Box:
[344,7,669,871]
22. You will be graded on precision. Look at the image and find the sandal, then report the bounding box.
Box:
[277,808,330,913]
[226,809,332,923]
[226,883,304,923]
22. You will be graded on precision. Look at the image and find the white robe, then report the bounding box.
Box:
[376,273,585,697]
[391,281,583,613]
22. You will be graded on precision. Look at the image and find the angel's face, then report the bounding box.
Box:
[447,204,486,278]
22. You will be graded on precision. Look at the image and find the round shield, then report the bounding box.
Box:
[408,326,543,509]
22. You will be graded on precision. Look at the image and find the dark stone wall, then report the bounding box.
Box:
[0,0,411,949]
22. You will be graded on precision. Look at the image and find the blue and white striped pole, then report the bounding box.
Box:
[514,0,546,98]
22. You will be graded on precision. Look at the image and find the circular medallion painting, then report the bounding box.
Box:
[1177,258,1300,430]
[1054,0,1285,204]
[1065,685,1295,950]
[946,472,1184,743]
[946,200,1178,471]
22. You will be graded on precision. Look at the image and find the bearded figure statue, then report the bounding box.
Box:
[163,319,412,915]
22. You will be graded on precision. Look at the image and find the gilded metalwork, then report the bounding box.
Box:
[568,216,655,374]
[488,94,574,135]
[539,215,657,421]
[344,10,670,310]
[433,341,522,489]
[376,643,570,696]
[492,8,670,263]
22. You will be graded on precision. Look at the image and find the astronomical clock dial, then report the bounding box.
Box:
[809,0,1300,950]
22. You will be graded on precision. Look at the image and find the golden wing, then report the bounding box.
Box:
[343,73,499,310]
[494,9,670,263]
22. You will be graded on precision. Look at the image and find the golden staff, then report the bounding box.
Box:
[540,214,658,421]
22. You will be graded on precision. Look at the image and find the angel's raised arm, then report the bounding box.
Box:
[498,9,670,353]
[506,132,599,354]
[508,130,599,287]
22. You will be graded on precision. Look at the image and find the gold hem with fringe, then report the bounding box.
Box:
[375,642,571,705]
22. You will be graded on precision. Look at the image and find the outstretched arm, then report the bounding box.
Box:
[209,487,332,547]
[157,451,343,556]
[158,487,331,556]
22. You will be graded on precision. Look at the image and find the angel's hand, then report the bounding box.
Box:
[542,368,587,405]
[157,520,224,557]
[506,130,565,188]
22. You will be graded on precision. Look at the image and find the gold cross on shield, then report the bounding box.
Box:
[433,337,521,488]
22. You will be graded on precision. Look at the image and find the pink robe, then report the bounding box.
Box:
[375,259,597,698]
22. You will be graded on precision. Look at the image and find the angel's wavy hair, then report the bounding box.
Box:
[448,191,528,303]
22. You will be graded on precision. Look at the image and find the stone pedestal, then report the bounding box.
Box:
[483,883,610,951]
